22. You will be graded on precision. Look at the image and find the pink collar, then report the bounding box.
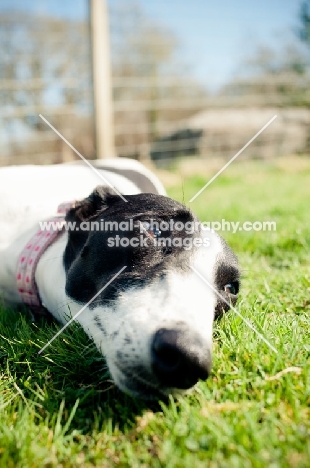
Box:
[16,202,74,315]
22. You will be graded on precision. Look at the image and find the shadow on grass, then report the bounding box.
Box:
[0,306,163,435]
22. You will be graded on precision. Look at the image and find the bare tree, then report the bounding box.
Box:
[299,0,310,44]
[220,42,310,108]
[0,11,94,163]
[109,2,208,157]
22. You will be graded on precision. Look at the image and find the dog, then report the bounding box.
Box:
[0,158,240,399]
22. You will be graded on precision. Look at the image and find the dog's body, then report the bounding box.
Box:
[0,159,240,399]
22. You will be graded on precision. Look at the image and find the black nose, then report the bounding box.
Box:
[151,327,211,389]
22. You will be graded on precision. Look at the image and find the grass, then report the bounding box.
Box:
[0,156,309,467]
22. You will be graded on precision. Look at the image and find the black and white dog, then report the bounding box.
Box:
[0,158,240,399]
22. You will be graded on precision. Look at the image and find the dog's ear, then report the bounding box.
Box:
[64,186,119,272]
[66,186,118,223]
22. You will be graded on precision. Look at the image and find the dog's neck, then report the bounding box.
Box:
[34,233,70,322]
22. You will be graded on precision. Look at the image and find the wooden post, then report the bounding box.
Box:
[90,0,116,158]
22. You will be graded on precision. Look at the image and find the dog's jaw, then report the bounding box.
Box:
[97,271,216,399]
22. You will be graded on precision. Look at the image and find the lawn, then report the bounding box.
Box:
[0,156,309,468]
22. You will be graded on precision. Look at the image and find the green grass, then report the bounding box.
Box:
[0,157,309,467]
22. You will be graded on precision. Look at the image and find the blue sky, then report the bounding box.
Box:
[1,0,304,90]
[138,0,303,89]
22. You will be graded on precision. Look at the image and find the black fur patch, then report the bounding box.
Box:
[64,188,199,306]
[214,238,240,319]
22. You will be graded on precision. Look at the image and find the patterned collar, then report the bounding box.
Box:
[16,202,74,315]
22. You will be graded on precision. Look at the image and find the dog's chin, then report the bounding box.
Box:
[111,366,188,401]
[118,378,169,400]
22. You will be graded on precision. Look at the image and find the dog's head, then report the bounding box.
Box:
[63,187,240,399]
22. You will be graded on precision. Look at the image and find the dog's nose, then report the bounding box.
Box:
[151,327,211,389]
